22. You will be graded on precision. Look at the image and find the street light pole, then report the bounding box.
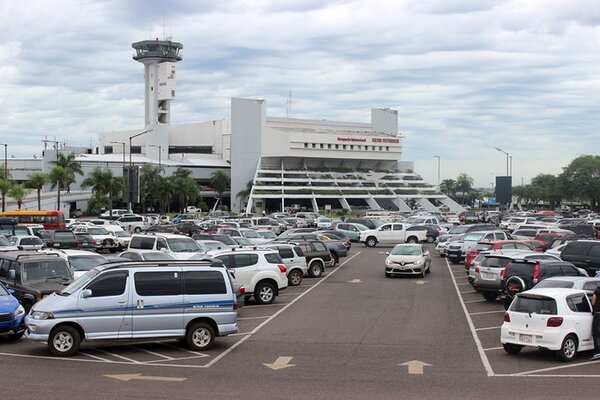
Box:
[433,155,440,185]
[0,144,6,212]
[495,147,510,176]
[148,144,162,168]
[127,129,153,213]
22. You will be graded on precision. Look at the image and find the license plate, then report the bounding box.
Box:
[520,334,532,343]
[82,242,89,245]
[481,272,496,280]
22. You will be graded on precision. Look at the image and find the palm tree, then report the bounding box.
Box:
[47,166,71,208]
[8,184,29,209]
[0,179,12,212]
[455,173,474,204]
[236,180,253,211]
[50,153,83,193]
[27,172,47,210]
[439,179,456,197]
[140,164,165,212]
[210,170,230,208]
[81,168,124,214]
[156,176,174,213]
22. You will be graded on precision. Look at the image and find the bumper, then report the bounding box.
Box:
[217,323,239,336]
[446,250,464,260]
[385,264,426,275]
[0,317,26,336]
[24,316,58,341]
[500,324,563,350]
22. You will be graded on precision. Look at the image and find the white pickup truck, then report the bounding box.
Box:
[358,223,428,247]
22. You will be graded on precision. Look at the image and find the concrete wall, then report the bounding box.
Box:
[230,98,265,212]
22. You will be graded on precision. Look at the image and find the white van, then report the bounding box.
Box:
[25,260,239,356]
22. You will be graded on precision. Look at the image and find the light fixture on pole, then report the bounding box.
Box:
[433,155,440,185]
[110,141,126,169]
[147,144,162,168]
[494,147,510,176]
[127,129,153,212]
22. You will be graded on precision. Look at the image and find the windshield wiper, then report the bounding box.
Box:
[45,276,70,282]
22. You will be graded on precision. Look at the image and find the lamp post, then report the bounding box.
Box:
[127,129,153,212]
[110,141,126,169]
[433,155,440,185]
[494,147,510,176]
[0,144,6,212]
[110,141,126,216]
[147,144,162,168]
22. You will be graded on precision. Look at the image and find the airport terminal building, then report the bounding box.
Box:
[6,39,464,215]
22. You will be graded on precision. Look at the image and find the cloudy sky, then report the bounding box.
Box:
[2,0,599,187]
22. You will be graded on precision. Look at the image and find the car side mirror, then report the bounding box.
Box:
[424,251,430,256]
[8,270,15,280]
[7,288,15,295]
[385,252,390,255]
[81,289,92,298]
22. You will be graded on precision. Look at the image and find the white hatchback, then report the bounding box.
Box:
[501,288,595,362]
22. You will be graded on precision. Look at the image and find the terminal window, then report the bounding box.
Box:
[335,144,339,149]
[350,145,354,150]
[104,146,113,154]
[320,144,324,149]
[312,143,316,148]
[327,144,332,149]
[304,143,308,148]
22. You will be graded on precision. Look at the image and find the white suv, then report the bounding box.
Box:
[212,249,288,304]
[128,233,205,260]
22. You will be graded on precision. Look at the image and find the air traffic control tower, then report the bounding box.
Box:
[131,39,183,161]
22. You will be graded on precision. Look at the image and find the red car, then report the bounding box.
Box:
[464,240,535,270]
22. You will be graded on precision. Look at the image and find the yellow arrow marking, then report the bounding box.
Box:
[349,278,362,283]
[263,356,296,370]
[104,374,186,382]
[399,360,432,375]
[415,280,427,285]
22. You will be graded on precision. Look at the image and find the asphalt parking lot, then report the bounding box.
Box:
[446,256,600,377]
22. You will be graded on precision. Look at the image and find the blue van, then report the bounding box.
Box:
[0,282,26,339]
[25,261,238,356]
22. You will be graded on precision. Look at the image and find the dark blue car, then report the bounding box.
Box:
[0,283,26,339]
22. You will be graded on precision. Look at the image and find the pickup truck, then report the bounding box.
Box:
[358,223,427,247]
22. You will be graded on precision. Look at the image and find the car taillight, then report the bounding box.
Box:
[500,267,507,279]
[277,264,287,273]
[233,302,238,310]
[91,239,97,244]
[532,263,540,284]
[503,313,510,322]
[475,267,480,274]
[239,286,245,295]
[547,317,563,327]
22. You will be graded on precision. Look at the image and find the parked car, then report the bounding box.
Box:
[9,235,45,251]
[39,229,79,250]
[262,243,308,286]
[359,223,427,247]
[115,215,148,233]
[534,276,600,297]
[501,288,594,361]
[73,233,98,251]
[278,233,348,266]
[0,282,26,339]
[0,251,73,311]
[315,217,333,229]
[334,222,369,242]
[384,244,431,278]
[446,230,510,264]
[557,223,597,239]
[500,259,587,309]
[192,233,238,247]
[436,224,498,250]
[256,230,278,240]
[44,249,109,279]
[405,225,439,243]
[220,228,269,245]
[560,240,600,276]
[119,250,175,261]
[128,233,204,260]
[464,240,534,270]
[72,226,119,253]
[25,260,239,356]
[211,248,288,304]
[281,240,333,278]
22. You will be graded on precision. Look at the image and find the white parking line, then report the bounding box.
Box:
[278,292,301,296]
[445,258,495,377]
[202,251,363,369]
[456,282,471,286]
[460,290,476,294]
[237,316,270,320]
[475,326,502,331]
[228,332,251,337]
[469,310,504,316]
[484,347,504,351]
[133,346,175,360]
[463,299,487,304]
[79,351,111,362]
[511,359,600,376]
[93,348,143,364]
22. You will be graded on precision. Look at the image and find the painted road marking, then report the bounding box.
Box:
[104,373,186,382]
[400,360,432,375]
[263,356,296,370]
[475,326,502,331]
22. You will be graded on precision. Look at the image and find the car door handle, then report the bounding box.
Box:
[118,300,126,304]
[137,299,144,308]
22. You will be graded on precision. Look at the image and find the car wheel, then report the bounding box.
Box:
[330,252,339,267]
[505,276,527,299]
[385,272,392,278]
[288,269,303,286]
[186,322,215,351]
[254,281,276,304]
[483,293,497,302]
[308,261,324,278]
[48,325,81,357]
[366,237,377,247]
[134,227,141,233]
[407,236,418,244]
[503,343,523,354]
[556,334,578,362]
[426,236,435,243]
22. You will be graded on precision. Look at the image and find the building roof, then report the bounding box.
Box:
[74,153,230,168]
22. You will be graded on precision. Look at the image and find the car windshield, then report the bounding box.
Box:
[166,238,201,252]
[59,269,100,296]
[143,252,174,260]
[371,220,385,228]
[448,226,469,234]
[22,261,71,282]
[234,237,252,245]
[462,233,486,241]
[87,228,109,235]
[391,245,421,256]
[259,231,277,239]
[69,255,107,271]
[474,243,493,251]
[0,284,8,296]
[0,236,11,246]
[535,280,574,289]
[242,230,261,239]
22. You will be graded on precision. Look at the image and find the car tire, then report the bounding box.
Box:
[407,236,418,244]
[134,227,141,233]
[556,334,578,362]
[365,237,377,247]
[254,281,276,304]
[22,301,33,314]
[385,272,392,278]
[483,293,497,302]
[48,325,81,357]
[503,343,523,354]
[308,261,324,278]
[186,322,215,351]
[288,269,303,286]
[330,252,339,267]
[426,236,435,243]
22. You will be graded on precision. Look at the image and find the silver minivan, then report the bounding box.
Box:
[25,261,238,356]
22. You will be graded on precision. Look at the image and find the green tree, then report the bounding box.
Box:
[156,176,174,213]
[81,168,124,214]
[140,164,164,212]
[531,173,562,209]
[559,155,600,208]
[49,153,83,208]
[236,180,253,211]
[0,179,13,212]
[439,179,456,197]
[8,184,29,209]
[47,166,71,209]
[210,170,230,207]
[455,173,474,203]
[27,172,47,210]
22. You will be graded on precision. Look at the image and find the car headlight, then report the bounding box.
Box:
[415,259,425,265]
[14,305,25,318]
[30,311,54,320]
[385,258,394,265]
